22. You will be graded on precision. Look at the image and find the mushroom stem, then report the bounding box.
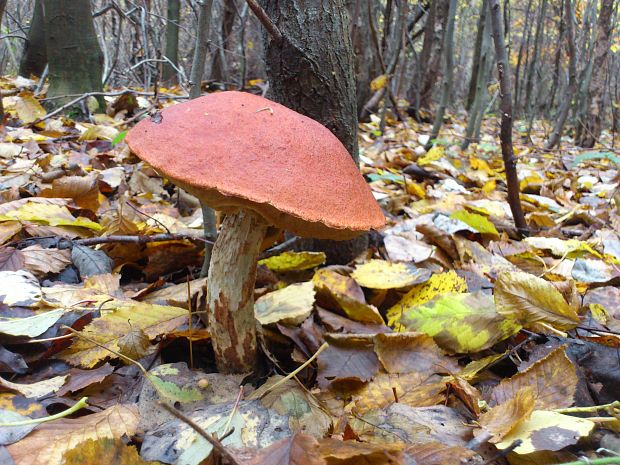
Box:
[204,209,267,373]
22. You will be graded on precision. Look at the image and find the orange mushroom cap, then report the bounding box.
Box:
[126,91,385,239]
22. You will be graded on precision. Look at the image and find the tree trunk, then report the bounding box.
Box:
[43,0,104,110]
[426,0,458,149]
[513,0,533,114]
[545,0,577,150]
[259,0,368,265]
[189,0,214,99]
[489,0,527,234]
[19,0,47,78]
[466,1,488,110]
[419,0,449,110]
[161,0,181,84]
[211,0,237,83]
[577,0,615,148]
[523,0,547,136]
[347,0,381,117]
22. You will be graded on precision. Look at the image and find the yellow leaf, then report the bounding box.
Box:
[482,179,496,194]
[470,156,494,175]
[387,271,467,328]
[313,268,383,324]
[63,438,157,465]
[258,251,326,272]
[0,202,102,231]
[14,92,46,124]
[370,74,389,91]
[351,260,431,290]
[450,210,499,237]
[78,124,120,141]
[494,271,580,331]
[494,411,594,454]
[406,181,426,198]
[0,374,67,399]
[418,145,444,166]
[254,281,315,325]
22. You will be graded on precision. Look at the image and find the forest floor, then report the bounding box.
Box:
[0,77,619,465]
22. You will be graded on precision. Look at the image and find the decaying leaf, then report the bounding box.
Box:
[477,386,536,443]
[391,291,521,353]
[0,375,67,399]
[317,336,380,389]
[62,438,157,465]
[494,271,580,332]
[59,300,187,368]
[491,345,577,410]
[495,410,595,454]
[6,404,139,465]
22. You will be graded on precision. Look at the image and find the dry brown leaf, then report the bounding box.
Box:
[317,336,380,389]
[245,433,325,465]
[352,372,445,414]
[6,404,139,465]
[318,437,406,465]
[478,386,536,442]
[405,442,477,465]
[56,363,115,396]
[117,326,151,361]
[40,175,101,212]
[0,247,25,272]
[21,245,71,276]
[373,332,458,375]
[491,345,577,410]
[0,221,23,245]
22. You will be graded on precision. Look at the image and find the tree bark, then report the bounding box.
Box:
[577,0,615,148]
[162,0,181,84]
[19,0,47,78]
[259,0,367,265]
[466,1,488,111]
[419,0,449,111]
[524,0,547,137]
[489,0,527,234]
[43,0,104,111]
[347,0,381,117]
[189,0,214,99]
[211,0,237,83]
[545,0,577,150]
[205,209,267,373]
[426,0,457,150]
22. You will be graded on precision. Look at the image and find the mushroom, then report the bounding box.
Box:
[126,91,385,373]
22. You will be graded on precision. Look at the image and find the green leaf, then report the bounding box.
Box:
[393,291,521,353]
[450,210,499,237]
[111,130,127,146]
[570,151,620,168]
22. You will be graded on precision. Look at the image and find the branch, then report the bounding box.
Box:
[157,402,244,465]
[245,0,282,43]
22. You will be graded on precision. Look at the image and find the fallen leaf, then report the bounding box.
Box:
[391,291,521,353]
[258,251,326,272]
[491,345,577,410]
[494,271,580,332]
[317,336,380,389]
[0,375,67,399]
[495,411,595,454]
[6,404,139,465]
[351,260,431,289]
[478,386,536,443]
[59,300,187,368]
[62,438,157,465]
[246,433,324,465]
[21,245,71,276]
[0,308,64,338]
[0,271,42,307]
[255,281,315,326]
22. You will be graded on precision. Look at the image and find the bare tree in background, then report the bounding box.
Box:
[19,0,46,78]
[161,0,180,84]
[44,0,104,110]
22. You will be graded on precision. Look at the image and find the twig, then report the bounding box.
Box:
[73,233,212,247]
[258,236,299,260]
[480,439,522,465]
[157,402,244,465]
[0,397,89,427]
[555,459,620,465]
[257,342,328,399]
[244,0,282,43]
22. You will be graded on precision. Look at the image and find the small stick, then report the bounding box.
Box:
[258,342,328,398]
[186,274,194,370]
[158,401,244,465]
[244,0,282,43]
